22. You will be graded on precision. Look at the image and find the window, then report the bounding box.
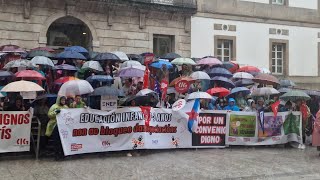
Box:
[153,35,174,57]
[271,43,284,74]
[214,36,236,62]
[271,0,285,5]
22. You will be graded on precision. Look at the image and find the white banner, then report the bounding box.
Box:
[226,111,303,145]
[100,96,117,111]
[0,110,33,153]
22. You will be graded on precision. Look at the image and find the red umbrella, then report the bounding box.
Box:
[237,66,260,73]
[206,87,230,97]
[31,47,55,53]
[15,70,45,80]
[169,76,195,87]
[54,76,78,84]
[253,73,279,86]
[0,45,26,53]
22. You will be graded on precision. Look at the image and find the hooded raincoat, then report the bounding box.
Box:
[224,98,240,111]
[45,96,68,137]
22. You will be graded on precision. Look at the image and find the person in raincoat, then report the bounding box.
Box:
[223,98,240,111]
[312,109,320,155]
[244,99,257,112]
[70,95,86,108]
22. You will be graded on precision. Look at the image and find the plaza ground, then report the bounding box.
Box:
[0,146,320,180]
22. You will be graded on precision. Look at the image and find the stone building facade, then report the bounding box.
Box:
[0,0,196,57]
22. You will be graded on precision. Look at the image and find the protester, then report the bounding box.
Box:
[256,97,265,111]
[235,92,247,110]
[134,81,143,94]
[223,98,240,111]
[70,95,86,108]
[6,95,25,111]
[208,98,222,110]
[244,99,256,112]
[280,101,293,112]
[312,109,320,155]
[122,78,136,96]
[179,64,192,76]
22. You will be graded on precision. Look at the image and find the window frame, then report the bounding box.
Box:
[270,0,288,6]
[269,39,289,77]
[153,34,175,57]
[214,35,236,62]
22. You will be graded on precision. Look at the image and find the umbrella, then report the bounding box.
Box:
[31,56,54,67]
[237,66,260,73]
[280,79,296,87]
[169,76,195,86]
[228,87,250,97]
[234,79,255,87]
[150,60,173,69]
[54,64,78,71]
[94,53,120,61]
[54,76,79,84]
[120,60,142,68]
[92,86,124,96]
[4,59,34,69]
[186,91,212,100]
[86,75,113,83]
[56,51,87,60]
[0,71,14,78]
[0,45,26,53]
[58,80,94,96]
[127,54,144,64]
[280,90,311,101]
[208,67,232,78]
[136,89,157,96]
[211,76,235,88]
[190,71,210,80]
[124,95,152,106]
[27,50,54,58]
[65,46,88,54]
[171,58,196,65]
[1,80,44,92]
[233,72,254,79]
[161,53,181,60]
[223,61,239,73]
[112,51,129,61]
[15,70,45,80]
[253,74,279,86]
[31,47,55,52]
[197,57,222,66]
[119,66,145,77]
[251,87,280,96]
[206,87,230,97]
[259,67,271,74]
[0,53,7,58]
[88,51,100,60]
[82,61,103,71]
[278,88,291,93]
[303,89,320,96]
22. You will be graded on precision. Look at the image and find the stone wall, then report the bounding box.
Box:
[0,0,191,57]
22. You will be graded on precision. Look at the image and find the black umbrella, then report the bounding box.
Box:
[211,76,235,88]
[0,70,14,78]
[280,79,296,87]
[127,54,144,64]
[92,86,124,97]
[124,94,159,107]
[94,53,120,61]
[234,79,255,87]
[161,53,181,60]
[88,51,100,60]
[208,67,233,78]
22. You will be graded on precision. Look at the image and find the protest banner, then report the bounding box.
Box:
[226,111,302,145]
[0,110,33,153]
[100,96,117,111]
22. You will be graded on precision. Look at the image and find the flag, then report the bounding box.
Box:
[271,100,280,117]
[258,109,265,133]
[186,98,200,133]
[154,80,161,95]
[143,66,150,89]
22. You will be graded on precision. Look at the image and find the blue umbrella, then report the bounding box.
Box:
[227,87,250,98]
[208,67,232,78]
[65,46,88,54]
[150,60,173,69]
[211,76,235,88]
[94,53,120,61]
[56,51,87,60]
[86,75,114,83]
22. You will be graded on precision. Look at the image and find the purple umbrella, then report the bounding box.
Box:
[208,67,232,78]
[0,45,26,53]
[211,76,235,88]
[54,64,78,71]
[119,66,145,77]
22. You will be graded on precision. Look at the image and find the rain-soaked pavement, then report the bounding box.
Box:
[0,146,320,180]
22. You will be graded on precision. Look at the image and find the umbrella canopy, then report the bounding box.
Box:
[54,64,78,71]
[161,53,181,60]
[112,51,129,61]
[223,61,239,73]
[228,87,250,97]
[278,87,292,93]
[94,53,120,61]
[88,51,100,60]
[31,56,54,67]
[54,76,79,84]
[280,79,296,87]
[56,51,87,60]
[127,54,144,64]
[190,71,210,80]
[82,61,103,71]
[0,71,14,78]
[92,86,124,96]
[211,76,235,88]
[251,87,280,96]
[65,46,88,54]
[58,80,94,96]
[169,76,195,86]
[237,66,260,73]
[280,90,311,101]
[253,74,279,86]
[119,66,145,77]
[86,75,113,83]
[208,67,232,78]
[120,60,142,68]
[197,57,222,66]
[233,72,254,79]
[171,58,196,65]
[27,50,54,58]
[136,89,157,96]
[303,89,320,96]
[1,80,44,92]
[206,87,230,97]
[31,47,55,52]
[0,45,25,53]
[4,59,34,69]
[186,91,212,100]
[234,79,255,87]
[15,70,45,80]
[150,60,173,69]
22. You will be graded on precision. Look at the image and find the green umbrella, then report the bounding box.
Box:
[27,50,54,58]
[171,58,196,65]
[280,90,311,101]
